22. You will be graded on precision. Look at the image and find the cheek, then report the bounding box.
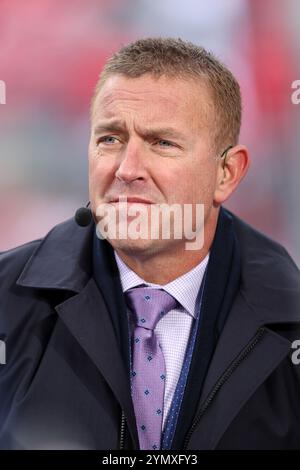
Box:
[181,164,217,204]
[88,152,116,196]
[88,153,100,190]
[89,142,114,175]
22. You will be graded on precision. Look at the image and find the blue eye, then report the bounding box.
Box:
[97,136,119,145]
[157,140,173,147]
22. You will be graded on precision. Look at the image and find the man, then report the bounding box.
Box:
[0,38,299,450]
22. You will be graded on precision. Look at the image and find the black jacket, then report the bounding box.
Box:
[0,208,299,449]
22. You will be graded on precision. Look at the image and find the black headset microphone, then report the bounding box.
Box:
[74,201,93,227]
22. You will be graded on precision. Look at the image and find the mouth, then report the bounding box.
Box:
[109,197,154,204]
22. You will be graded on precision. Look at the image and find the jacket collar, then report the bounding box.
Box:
[230,211,300,326]
[16,209,300,326]
[17,218,95,292]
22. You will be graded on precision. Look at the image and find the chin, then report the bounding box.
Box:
[107,236,186,261]
[108,237,159,254]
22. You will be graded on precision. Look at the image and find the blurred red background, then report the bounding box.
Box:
[0,0,299,264]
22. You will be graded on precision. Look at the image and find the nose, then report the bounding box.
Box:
[115,139,147,183]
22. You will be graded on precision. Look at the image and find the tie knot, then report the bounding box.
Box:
[125,287,178,330]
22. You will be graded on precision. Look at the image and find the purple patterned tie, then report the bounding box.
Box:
[125,287,178,450]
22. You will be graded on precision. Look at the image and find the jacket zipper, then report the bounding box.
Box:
[119,410,126,449]
[183,326,266,450]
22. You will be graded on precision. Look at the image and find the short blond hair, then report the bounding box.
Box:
[91,37,242,152]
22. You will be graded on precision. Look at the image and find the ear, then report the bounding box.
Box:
[213,144,250,204]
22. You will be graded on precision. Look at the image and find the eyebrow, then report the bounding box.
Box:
[93,120,187,142]
[93,120,126,135]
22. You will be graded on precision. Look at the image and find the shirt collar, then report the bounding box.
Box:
[114,250,209,318]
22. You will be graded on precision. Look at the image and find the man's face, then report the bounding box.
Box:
[89,73,219,256]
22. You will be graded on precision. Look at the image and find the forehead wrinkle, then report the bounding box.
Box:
[99,98,178,121]
[132,123,187,141]
[98,86,180,111]
[94,98,181,133]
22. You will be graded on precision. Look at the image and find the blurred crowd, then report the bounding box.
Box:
[0,0,299,264]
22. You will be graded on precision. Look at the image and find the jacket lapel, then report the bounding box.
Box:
[55,278,139,448]
[16,218,139,448]
[92,230,132,380]
[186,291,292,449]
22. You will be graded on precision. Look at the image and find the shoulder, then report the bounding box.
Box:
[0,239,42,289]
[0,217,79,288]
[225,208,300,320]
[0,217,83,335]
